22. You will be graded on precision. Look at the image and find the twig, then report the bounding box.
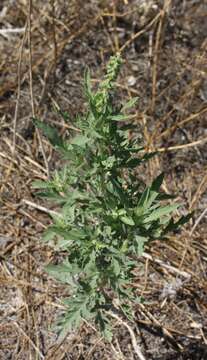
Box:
[151,1,172,112]
[28,0,35,118]
[190,207,207,236]
[0,27,25,36]
[22,199,59,217]
[51,0,57,85]
[152,137,207,153]
[151,11,163,112]
[18,208,47,229]
[13,22,28,153]
[112,0,120,52]
[111,341,126,360]
[138,304,183,350]
[0,28,25,34]
[28,0,50,178]
[108,311,146,360]
[143,252,191,279]
[136,319,202,340]
[13,321,45,359]
[158,106,207,140]
[120,12,161,53]
[190,172,207,209]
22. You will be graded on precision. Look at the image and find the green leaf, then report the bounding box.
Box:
[33,118,64,148]
[137,175,165,209]
[143,204,180,223]
[110,178,130,206]
[71,134,89,147]
[138,187,150,208]
[120,303,134,321]
[125,158,141,168]
[57,294,93,338]
[135,235,148,256]
[151,173,164,192]
[103,326,113,342]
[122,97,138,111]
[112,258,121,276]
[84,68,93,99]
[95,311,113,341]
[42,226,86,244]
[32,180,51,189]
[35,191,65,204]
[42,227,57,242]
[111,114,134,121]
[163,213,193,233]
[45,261,79,285]
[120,216,135,226]
[141,152,157,162]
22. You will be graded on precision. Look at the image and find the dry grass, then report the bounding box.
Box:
[0,0,207,359]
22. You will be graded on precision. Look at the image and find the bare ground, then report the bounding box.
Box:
[0,1,207,359]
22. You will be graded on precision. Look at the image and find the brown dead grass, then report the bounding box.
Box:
[0,0,207,359]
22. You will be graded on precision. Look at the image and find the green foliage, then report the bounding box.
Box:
[33,54,190,339]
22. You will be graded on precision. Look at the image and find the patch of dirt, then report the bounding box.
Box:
[0,0,207,359]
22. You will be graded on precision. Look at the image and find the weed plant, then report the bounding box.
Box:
[33,54,190,340]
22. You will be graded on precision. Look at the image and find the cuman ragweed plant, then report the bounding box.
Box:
[33,54,190,340]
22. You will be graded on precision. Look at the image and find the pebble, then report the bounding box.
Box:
[127,75,137,87]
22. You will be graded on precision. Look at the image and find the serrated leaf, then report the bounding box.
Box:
[135,235,148,256]
[43,226,86,244]
[71,134,89,147]
[32,180,50,189]
[45,261,78,285]
[42,227,56,242]
[103,326,113,342]
[95,311,113,341]
[33,118,64,148]
[57,296,89,338]
[143,204,180,223]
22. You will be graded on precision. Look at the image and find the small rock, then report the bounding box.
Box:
[127,75,137,87]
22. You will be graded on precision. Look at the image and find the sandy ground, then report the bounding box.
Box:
[0,1,207,359]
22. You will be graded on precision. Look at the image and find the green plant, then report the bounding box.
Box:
[33,54,190,340]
